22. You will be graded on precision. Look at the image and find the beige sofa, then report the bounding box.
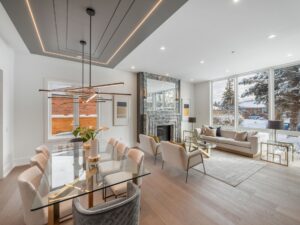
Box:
[194,128,261,157]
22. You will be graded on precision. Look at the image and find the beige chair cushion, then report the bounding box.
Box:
[98,161,122,176]
[139,134,161,156]
[35,145,50,159]
[115,142,128,160]
[234,132,248,141]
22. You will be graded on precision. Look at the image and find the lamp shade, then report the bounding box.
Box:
[267,120,283,130]
[188,117,196,123]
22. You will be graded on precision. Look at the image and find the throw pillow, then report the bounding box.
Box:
[216,127,221,137]
[170,141,186,149]
[204,128,217,137]
[149,135,160,143]
[234,132,248,142]
[246,131,258,141]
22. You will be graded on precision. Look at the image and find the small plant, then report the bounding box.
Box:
[72,126,108,143]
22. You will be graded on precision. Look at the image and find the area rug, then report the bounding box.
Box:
[193,150,266,187]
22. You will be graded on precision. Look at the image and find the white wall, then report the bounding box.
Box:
[194,81,210,127]
[181,81,195,131]
[0,36,15,178]
[13,52,137,165]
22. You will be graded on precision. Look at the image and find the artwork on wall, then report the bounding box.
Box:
[182,98,190,121]
[113,95,129,126]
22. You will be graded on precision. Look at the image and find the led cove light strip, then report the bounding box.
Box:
[25,0,162,65]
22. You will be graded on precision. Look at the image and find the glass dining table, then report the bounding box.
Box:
[31,144,150,225]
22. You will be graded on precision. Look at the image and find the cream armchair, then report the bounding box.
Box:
[160,141,206,183]
[139,134,161,164]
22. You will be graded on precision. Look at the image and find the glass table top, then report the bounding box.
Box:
[31,147,150,211]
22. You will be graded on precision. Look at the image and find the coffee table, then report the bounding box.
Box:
[197,141,216,158]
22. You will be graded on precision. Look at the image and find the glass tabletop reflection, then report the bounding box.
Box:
[31,147,150,211]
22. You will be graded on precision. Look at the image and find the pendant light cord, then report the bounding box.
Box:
[81,43,84,90]
[89,12,92,88]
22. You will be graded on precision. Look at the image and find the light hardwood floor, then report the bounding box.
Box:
[1,154,300,225]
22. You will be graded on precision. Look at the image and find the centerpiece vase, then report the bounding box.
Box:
[89,139,99,161]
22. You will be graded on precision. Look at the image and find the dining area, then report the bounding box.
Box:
[18,138,150,225]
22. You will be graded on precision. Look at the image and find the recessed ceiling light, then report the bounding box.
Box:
[287,53,293,57]
[226,69,230,73]
[160,46,166,51]
[131,65,135,69]
[268,34,277,39]
[233,0,240,3]
[200,60,205,64]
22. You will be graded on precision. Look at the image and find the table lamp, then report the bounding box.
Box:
[267,120,283,142]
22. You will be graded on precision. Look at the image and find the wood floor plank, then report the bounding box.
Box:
[1,154,300,225]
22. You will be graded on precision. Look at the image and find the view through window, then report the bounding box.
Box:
[275,65,300,151]
[238,71,269,129]
[212,78,235,127]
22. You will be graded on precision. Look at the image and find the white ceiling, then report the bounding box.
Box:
[117,0,300,82]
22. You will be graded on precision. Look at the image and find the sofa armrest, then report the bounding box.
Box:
[248,134,261,154]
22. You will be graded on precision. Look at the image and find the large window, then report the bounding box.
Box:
[79,101,97,129]
[212,78,235,127]
[48,81,99,139]
[51,97,74,136]
[238,71,269,129]
[274,65,300,151]
[275,65,300,132]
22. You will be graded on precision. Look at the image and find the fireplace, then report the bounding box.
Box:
[157,125,172,141]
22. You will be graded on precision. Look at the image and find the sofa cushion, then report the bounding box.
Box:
[220,130,236,139]
[219,138,251,148]
[200,135,220,143]
[246,131,258,141]
[234,132,248,141]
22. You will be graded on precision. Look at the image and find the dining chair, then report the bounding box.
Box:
[30,153,48,173]
[160,141,206,183]
[139,134,161,164]
[100,138,118,162]
[73,182,140,225]
[98,142,129,176]
[104,148,144,199]
[18,166,72,225]
[35,145,50,159]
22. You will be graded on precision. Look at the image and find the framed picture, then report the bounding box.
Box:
[182,98,190,121]
[113,95,129,126]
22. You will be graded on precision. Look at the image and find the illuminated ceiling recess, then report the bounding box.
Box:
[39,7,130,101]
[1,0,188,68]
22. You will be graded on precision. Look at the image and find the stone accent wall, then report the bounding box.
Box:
[137,72,181,142]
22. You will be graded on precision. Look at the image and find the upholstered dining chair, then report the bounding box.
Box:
[160,141,206,183]
[100,138,118,162]
[73,182,140,225]
[104,148,144,199]
[30,153,48,173]
[35,145,50,159]
[18,166,72,225]
[139,134,161,164]
[98,142,129,176]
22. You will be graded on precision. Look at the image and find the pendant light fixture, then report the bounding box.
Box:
[39,7,132,100]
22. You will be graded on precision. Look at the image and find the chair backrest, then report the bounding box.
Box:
[115,142,128,160]
[73,182,140,225]
[35,145,50,159]
[160,141,187,170]
[18,166,47,225]
[139,134,157,156]
[127,148,145,186]
[30,153,48,172]
[105,138,118,153]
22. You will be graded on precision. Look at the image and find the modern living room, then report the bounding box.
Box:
[0,0,300,225]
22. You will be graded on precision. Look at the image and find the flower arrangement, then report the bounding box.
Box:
[72,126,109,142]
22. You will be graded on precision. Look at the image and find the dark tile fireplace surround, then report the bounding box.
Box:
[137,72,181,142]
